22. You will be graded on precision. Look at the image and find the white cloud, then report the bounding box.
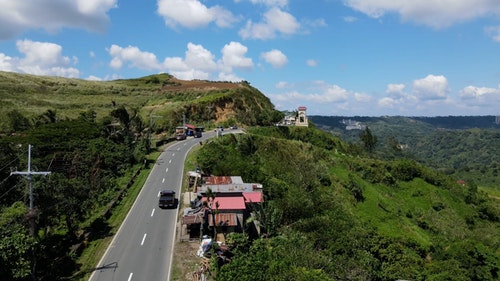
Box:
[0,0,117,39]
[86,75,102,81]
[157,0,237,29]
[344,0,500,28]
[219,41,254,71]
[459,85,500,107]
[249,0,288,7]
[261,49,288,68]
[412,74,449,100]
[306,59,318,67]
[485,26,500,42]
[107,41,252,81]
[0,39,79,78]
[275,81,289,89]
[386,83,406,98]
[108,45,161,70]
[239,7,300,39]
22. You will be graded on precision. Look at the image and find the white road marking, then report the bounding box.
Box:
[151,209,155,217]
[158,191,161,197]
[172,153,175,157]
[166,168,169,173]
[141,233,147,245]
[128,273,133,281]
[162,178,165,183]
[169,159,172,164]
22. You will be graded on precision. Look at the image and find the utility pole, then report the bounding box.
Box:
[11,144,51,281]
[148,113,161,152]
[11,144,51,236]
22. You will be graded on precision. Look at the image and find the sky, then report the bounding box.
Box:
[0,0,500,117]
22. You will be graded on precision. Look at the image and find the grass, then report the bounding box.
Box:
[74,152,160,281]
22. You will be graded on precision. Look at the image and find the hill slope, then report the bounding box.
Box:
[195,126,499,281]
[0,71,281,133]
[310,115,500,189]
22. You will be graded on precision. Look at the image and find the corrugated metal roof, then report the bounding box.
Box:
[243,192,263,203]
[203,196,246,210]
[203,176,245,185]
[208,213,238,226]
[182,213,203,225]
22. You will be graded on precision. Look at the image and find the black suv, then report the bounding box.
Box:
[159,190,177,209]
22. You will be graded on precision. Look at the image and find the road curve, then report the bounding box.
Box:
[88,131,215,281]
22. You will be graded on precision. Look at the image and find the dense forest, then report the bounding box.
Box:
[0,72,498,280]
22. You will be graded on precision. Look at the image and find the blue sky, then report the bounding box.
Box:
[1,0,499,116]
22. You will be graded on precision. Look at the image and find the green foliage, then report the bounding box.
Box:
[360,126,377,153]
[195,126,500,281]
[0,202,37,279]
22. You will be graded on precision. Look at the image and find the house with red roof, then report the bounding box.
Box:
[181,175,264,240]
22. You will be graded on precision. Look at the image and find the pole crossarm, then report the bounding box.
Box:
[9,144,51,211]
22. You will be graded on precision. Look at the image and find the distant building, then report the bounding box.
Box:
[296,106,308,127]
[341,119,365,130]
[277,106,309,127]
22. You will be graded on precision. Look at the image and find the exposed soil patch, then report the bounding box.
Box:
[162,78,243,92]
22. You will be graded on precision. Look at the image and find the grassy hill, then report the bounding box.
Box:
[0,71,280,134]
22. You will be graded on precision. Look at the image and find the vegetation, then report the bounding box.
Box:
[0,72,281,280]
[194,127,499,281]
[1,72,498,280]
[310,115,500,190]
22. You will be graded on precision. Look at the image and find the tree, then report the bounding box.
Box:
[7,110,31,132]
[0,202,37,280]
[360,126,377,153]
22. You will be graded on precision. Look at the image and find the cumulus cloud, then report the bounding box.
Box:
[239,7,300,39]
[0,39,79,77]
[386,83,406,98]
[344,0,500,28]
[0,0,117,39]
[108,45,161,70]
[412,74,449,100]
[261,49,288,68]
[459,85,500,107]
[219,41,254,71]
[106,41,252,81]
[157,0,237,29]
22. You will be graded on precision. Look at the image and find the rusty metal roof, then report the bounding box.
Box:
[208,213,238,227]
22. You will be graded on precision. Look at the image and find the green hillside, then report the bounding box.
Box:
[195,126,499,281]
[0,73,498,280]
[0,71,280,134]
[310,115,500,190]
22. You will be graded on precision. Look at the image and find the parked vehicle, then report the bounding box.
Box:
[159,190,177,209]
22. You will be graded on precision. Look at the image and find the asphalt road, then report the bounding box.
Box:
[88,131,216,281]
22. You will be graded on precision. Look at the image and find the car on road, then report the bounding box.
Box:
[159,189,177,209]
